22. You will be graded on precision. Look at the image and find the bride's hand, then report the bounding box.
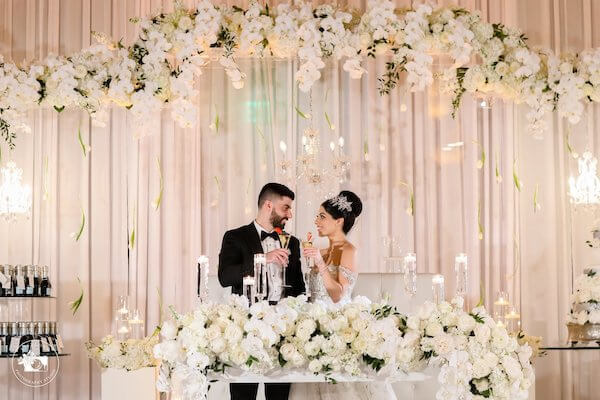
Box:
[302,247,325,268]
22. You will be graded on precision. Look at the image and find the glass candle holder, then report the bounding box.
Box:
[243,275,256,305]
[254,254,267,301]
[432,274,445,304]
[504,307,521,334]
[494,291,510,325]
[403,253,417,296]
[454,253,468,299]
[116,295,130,318]
[128,309,145,340]
[197,256,209,302]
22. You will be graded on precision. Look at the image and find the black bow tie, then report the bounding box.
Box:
[261,231,280,242]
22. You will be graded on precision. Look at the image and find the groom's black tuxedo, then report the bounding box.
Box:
[218,222,306,298]
[218,222,306,400]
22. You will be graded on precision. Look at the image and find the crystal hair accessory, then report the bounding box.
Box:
[331,195,352,213]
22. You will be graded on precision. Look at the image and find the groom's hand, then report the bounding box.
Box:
[266,249,289,266]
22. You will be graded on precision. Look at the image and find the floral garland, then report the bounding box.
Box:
[85,334,159,371]
[568,268,600,325]
[153,295,535,400]
[1,0,598,147]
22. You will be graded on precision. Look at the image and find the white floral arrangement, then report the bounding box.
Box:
[153,294,534,400]
[86,334,159,371]
[2,0,600,145]
[568,268,600,325]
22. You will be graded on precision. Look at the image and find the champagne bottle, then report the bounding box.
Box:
[25,265,36,296]
[0,322,8,355]
[19,322,32,354]
[40,266,51,297]
[8,322,20,355]
[14,266,26,296]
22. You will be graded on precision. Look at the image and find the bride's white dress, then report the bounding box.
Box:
[288,265,392,400]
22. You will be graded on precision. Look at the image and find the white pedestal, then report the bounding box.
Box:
[101,367,159,400]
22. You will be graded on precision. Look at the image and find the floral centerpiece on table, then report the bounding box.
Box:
[568,268,600,325]
[86,334,159,371]
[152,294,535,400]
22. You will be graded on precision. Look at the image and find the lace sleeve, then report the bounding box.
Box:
[338,266,358,299]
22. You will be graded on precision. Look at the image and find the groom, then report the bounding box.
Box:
[218,182,305,400]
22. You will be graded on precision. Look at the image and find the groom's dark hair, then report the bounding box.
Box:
[258,183,295,208]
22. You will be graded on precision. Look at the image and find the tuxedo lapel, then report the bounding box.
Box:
[243,222,263,255]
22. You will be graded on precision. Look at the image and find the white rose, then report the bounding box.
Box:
[351,336,368,352]
[187,351,210,369]
[407,316,420,330]
[472,358,492,378]
[291,352,305,367]
[438,301,452,314]
[178,16,193,31]
[230,346,248,365]
[280,343,296,361]
[331,315,348,331]
[344,306,359,320]
[351,317,368,332]
[397,347,414,363]
[425,321,443,337]
[304,340,320,356]
[433,333,454,356]
[224,324,243,344]
[457,313,476,333]
[160,320,178,340]
[296,319,317,341]
[340,327,357,343]
[474,377,490,393]
[560,62,573,74]
[318,315,332,331]
[474,324,491,343]
[308,359,322,373]
[206,325,221,341]
[75,65,87,79]
[210,337,226,353]
[161,22,175,36]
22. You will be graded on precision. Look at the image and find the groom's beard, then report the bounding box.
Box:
[270,210,287,229]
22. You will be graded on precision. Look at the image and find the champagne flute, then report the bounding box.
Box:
[275,228,292,289]
[301,232,314,299]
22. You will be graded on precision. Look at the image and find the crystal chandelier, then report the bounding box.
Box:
[0,161,32,221]
[569,151,600,205]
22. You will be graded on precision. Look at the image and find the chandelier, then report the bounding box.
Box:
[0,161,32,221]
[568,151,600,205]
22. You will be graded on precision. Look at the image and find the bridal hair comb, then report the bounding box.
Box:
[331,195,352,213]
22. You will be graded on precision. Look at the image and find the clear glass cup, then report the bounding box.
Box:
[403,253,417,296]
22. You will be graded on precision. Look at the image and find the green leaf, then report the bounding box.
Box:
[495,152,502,183]
[295,106,309,119]
[399,181,415,216]
[475,279,485,308]
[78,127,90,157]
[129,204,136,249]
[54,105,65,113]
[245,355,259,367]
[152,157,164,210]
[473,140,485,169]
[469,312,485,324]
[565,130,575,156]
[0,118,16,150]
[68,277,84,316]
[214,176,222,192]
[129,226,136,250]
[73,206,86,242]
[477,201,484,240]
[513,159,522,192]
[324,112,335,130]
[533,183,540,212]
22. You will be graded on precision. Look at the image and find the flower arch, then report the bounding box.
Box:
[1,0,599,148]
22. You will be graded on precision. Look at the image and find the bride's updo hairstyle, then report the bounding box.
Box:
[321,191,363,234]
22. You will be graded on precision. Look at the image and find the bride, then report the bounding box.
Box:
[289,191,390,400]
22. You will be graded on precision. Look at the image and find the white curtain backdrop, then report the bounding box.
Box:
[0,0,599,399]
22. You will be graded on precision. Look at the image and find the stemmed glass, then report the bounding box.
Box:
[275,229,292,289]
[301,232,314,299]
